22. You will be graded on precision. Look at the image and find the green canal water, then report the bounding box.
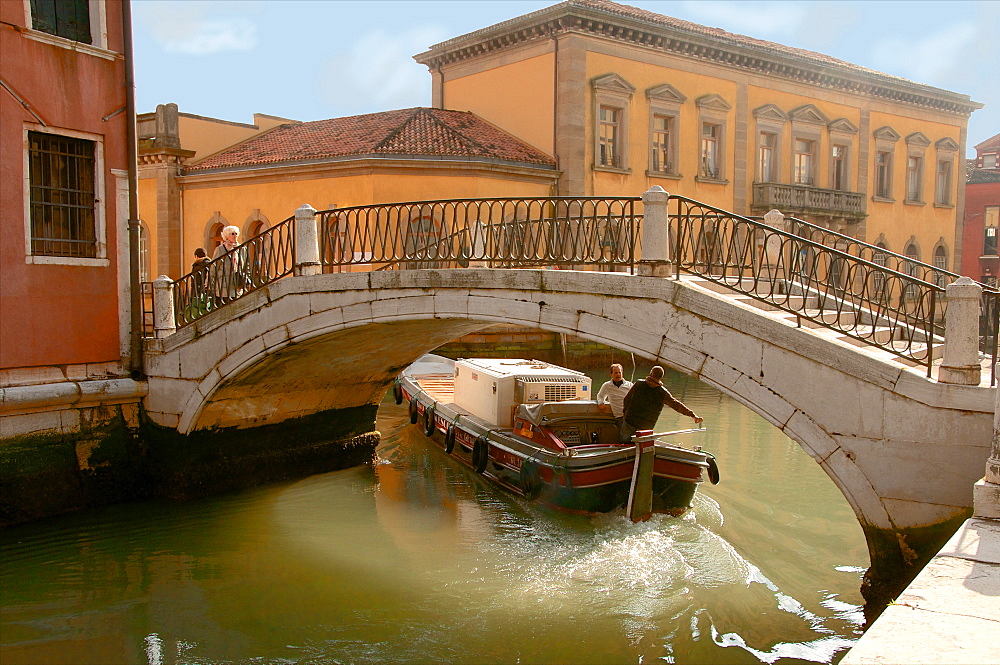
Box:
[0,365,868,664]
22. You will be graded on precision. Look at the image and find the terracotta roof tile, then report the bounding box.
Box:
[188,108,555,172]
[975,132,1000,152]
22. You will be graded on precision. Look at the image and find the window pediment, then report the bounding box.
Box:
[646,83,686,105]
[753,104,788,122]
[935,137,960,152]
[874,126,901,142]
[591,73,635,96]
[906,132,931,148]
[695,94,731,112]
[789,104,829,125]
[828,118,859,135]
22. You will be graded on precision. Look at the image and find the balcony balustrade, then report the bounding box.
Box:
[752,182,866,218]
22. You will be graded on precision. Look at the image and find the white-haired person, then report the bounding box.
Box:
[210,225,249,304]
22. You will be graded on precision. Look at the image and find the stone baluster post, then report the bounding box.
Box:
[294,204,321,276]
[152,275,176,339]
[639,186,670,277]
[974,370,1000,518]
[762,209,785,275]
[938,276,983,385]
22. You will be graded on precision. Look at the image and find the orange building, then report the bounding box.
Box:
[415,0,982,272]
[139,106,558,279]
[0,0,131,375]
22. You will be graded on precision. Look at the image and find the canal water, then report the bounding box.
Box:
[0,364,868,664]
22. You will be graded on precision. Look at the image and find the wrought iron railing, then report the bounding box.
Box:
[167,217,295,329]
[317,197,640,271]
[772,212,1000,378]
[670,195,946,375]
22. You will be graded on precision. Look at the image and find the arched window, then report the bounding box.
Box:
[244,209,271,239]
[871,242,889,304]
[205,211,230,252]
[209,223,225,252]
[933,245,948,287]
[904,243,921,301]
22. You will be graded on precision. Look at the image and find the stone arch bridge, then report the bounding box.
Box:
[143,266,994,584]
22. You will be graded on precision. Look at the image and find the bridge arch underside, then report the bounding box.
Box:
[144,269,992,584]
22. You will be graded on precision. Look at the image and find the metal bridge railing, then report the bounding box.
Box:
[669,195,949,376]
[758,210,1000,380]
[158,217,295,331]
[317,197,640,271]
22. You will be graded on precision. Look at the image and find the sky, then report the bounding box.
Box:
[131,0,998,157]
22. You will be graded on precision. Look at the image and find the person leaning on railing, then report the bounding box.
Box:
[210,226,250,305]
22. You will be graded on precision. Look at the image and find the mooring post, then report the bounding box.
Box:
[639,185,670,277]
[974,363,1000,517]
[152,275,175,339]
[294,204,321,276]
[938,276,982,385]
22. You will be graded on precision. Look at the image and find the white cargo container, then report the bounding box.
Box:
[453,358,592,427]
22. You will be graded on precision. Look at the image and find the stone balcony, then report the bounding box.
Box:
[751,182,867,219]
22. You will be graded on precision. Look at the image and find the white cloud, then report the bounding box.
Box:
[317,26,448,115]
[139,1,260,56]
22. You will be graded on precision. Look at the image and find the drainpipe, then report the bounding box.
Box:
[122,0,142,377]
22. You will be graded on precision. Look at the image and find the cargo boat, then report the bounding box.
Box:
[393,355,719,518]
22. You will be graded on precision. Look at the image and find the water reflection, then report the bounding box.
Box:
[0,368,867,665]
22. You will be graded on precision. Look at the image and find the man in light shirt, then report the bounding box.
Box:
[596,363,632,428]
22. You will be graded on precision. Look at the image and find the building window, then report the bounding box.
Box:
[28,131,98,258]
[701,124,720,178]
[875,151,893,199]
[873,126,900,202]
[753,104,788,185]
[906,156,923,202]
[650,114,673,173]
[831,144,849,190]
[696,94,731,182]
[758,132,776,182]
[933,245,948,285]
[646,84,685,178]
[598,106,621,167]
[794,138,815,185]
[591,73,634,172]
[30,0,92,43]
[935,160,952,205]
[985,154,998,169]
[209,222,225,251]
[904,132,930,204]
[984,226,998,257]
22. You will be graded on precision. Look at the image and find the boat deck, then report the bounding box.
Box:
[412,373,456,405]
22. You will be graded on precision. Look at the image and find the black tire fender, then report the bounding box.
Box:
[519,457,542,500]
[444,425,456,454]
[423,405,436,437]
[472,436,489,474]
[393,382,403,405]
[408,396,419,424]
[706,455,721,485]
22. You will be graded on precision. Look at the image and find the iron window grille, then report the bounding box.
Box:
[28,131,98,258]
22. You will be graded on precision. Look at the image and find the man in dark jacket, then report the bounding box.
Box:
[620,366,703,444]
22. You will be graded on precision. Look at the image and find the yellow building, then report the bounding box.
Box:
[414,0,982,271]
[138,105,557,280]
